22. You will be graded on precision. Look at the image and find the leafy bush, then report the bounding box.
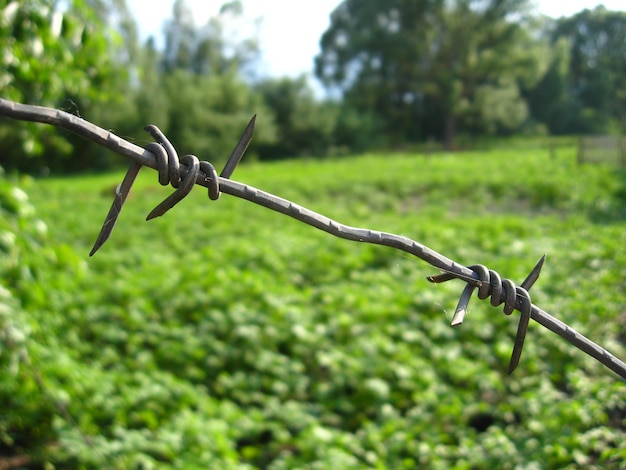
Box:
[2,147,624,468]
[0,171,58,462]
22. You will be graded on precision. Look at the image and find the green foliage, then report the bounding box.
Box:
[524,37,575,134]
[315,0,538,147]
[0,147,621,468]
[123,1,279,165]
[467,78,529,135]
[161,0,258,76]
[6,0,626,175]
[254,76,381,159]
[555,7,626,133]
[151,69,277,166]
[255,76,337,158]
[0,169,81,463]
[0,0,132,173]
[314,1,626,146]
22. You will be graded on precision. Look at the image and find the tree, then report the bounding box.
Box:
[162,0,260,76]
[0,0,134,173]
[255,76,339,159]
[315,0,538,147]
[549,6,626,133]
[255,76,384,159]
[156,70,277,165]
[145,0,275,165]
[524,36,578,134]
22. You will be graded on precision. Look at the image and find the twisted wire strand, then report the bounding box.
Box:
[143,125,221,220]
[0,98,624,379]
[90,125,229,253]
[429,259,543,373]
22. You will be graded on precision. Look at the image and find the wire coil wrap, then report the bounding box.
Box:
[144,125,221,220]
[429,256,545,373]
[88,117,255,255]
[470,265,532,315]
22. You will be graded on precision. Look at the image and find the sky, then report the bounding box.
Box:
[127,0,626,80]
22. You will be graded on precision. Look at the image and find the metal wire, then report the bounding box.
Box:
[1,97,625,379]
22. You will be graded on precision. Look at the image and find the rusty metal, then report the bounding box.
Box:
[0,97,624,379]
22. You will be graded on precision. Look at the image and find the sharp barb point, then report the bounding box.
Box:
[89,163,142,256]
[220,115,256,179]
[508,308,531,374]
[521,254,546,291]
[451,283,476,326]
[427,269,482,287]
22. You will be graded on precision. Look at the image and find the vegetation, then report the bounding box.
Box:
[0,0,625,467]
[315,0,539,147]
[315,0,626,147]
[1,145,625,468]
[2,0,626,173]
[542,7,626,134]
[0,0,133,172]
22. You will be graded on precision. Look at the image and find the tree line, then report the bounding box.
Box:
[1,0,625,174]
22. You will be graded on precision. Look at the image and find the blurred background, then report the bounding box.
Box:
[1,0,626,173]
[1,2,625,469]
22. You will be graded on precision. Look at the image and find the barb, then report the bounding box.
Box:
[429,256,544,374]
[510,255,546,373]
[221,114,256,179]
[1,98,625,380]
[89,162,142,256]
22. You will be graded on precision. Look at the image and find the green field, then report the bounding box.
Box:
[1,146,625,468]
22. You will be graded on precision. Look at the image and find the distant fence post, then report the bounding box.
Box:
[577,135,626,167]
[577,136,584,165]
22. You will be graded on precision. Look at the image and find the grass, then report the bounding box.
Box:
[2,145,625,468]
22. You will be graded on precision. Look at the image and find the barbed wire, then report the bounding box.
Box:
[1,98,624,379]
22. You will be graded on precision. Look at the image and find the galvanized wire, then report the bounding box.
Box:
[1,97,625,379]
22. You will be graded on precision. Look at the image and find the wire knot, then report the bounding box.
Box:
[428,255,546,374]
[143,125,221,220]
[89,116,255,255]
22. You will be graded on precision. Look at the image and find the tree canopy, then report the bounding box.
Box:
[315,0,542,147]
[550,7,626,133]
[0,0,131,172]
[1,0,626,173]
